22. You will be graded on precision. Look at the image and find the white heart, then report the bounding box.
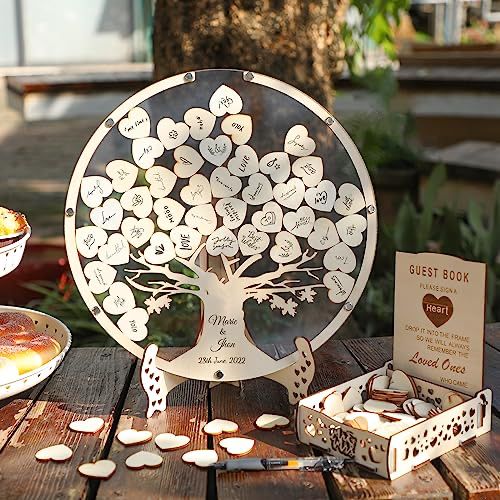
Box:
[184,107,216,140]
[324,242,356,273]
[106,160,139,193]
[292,156,323,187]
[126,451,163,470]
[284,124,316,156]
[180,174,212,206]
[255,414,290,429]
[185,204,217,236]
[336,214,367,247]
[117,308,149,341]
[173,145,205,178]
[221,114,252,145]
[219,437,255,456]
[259,152,291,183]
[132,137,164,169]
[81,176,113,208]
[228,145,259,177]
[304,180,336,212]
[215,198,247,230]
[79,460,116,479]
[251,202,283,233]
[118,107,150,139]
[334,183,365,216]
[323,271,355,303]
[144,232,175,264]
[273,178,305,210]
[210,167,242,198]
[155,433,190,451]
[237,224,270,256]
[200,135,232,166]
[145,166,177,198]
[182,449,218,467]
[69,417,104,434]
[120,186,153,218]
[90,198,123,231]
[116,428,153,445]
[283,206,315,238]
[270,231,301,263]
[76,226,108,258]
[203,419,239,435]
[170,225,202,258]
[153,197,185,231]
[121,217,155,248]
[206,226,239,257]
[97,233,130,265]
[242,173,273,205]
[157,117,189,150]
[35,444,73,462]
[103,282,136,315]
[209,85,243,116]
[307,218,339,251]
[84,261,117,294]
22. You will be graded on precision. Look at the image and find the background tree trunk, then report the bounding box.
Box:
[153,0,348,111]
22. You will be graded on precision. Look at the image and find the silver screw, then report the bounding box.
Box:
[344,302,353,311]
[325,116,334,126]
[214,370,224,380]
[92,306,101,316]
[243,71,254,81]
[367,205,376,214]
[104,118,114,128]
[65,208,74,217]
[184,72,194,82]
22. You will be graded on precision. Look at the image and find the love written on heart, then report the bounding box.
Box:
[393,251,486,396]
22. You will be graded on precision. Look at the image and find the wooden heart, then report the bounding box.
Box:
[145,166,177,198]
[336,214,367,247]
[323,242,356,273]
[121,217,155,248]
[106,160,138,193]
[273,178,305,210]
[182,449,218,467]
[103,282,135,315]
[251,201,283,233]
[118,107,150,139]
[120,186,153,218]
[334,183,365,216]
[292,156,323,187]
[90,198,123,231]
[304,180,336,212]
[270,231,301,263]
[35,444,73,462]
[255,414,290,429]
[170,225,202,258]
[221,114,252,145]
[283,206,315,238]
[215,198,247,230]
[155,433,190,451]
[84,261,117,294]
[117,308,149,341]
[81,176,113,208]
[180,174,212,206]
[69,417,104,434]
[206,226,239,257]
[200,135,232,166]
[79,460,116,479]
[126,451,163,470]
[97,233,130,265]
[210,167,242,198]
[116,428,153,446]
[173,145,205,178]
[185,204,217,235]
[132,137,164,169]
[144,232,175,264]
[76,226,108,258]
[219,437,254,456]
[153,197,185,231]
[284,124,316,156]
[209,85,243,116]
[259,152,291,183]
[184,107,216,140]
[307,218,339,250]
[323,271,355,303]
[422,294,453,327]
[157,117,189,150]
[203,419,238,435]
[242,173,273,205]
[228,145,259,177]
[238,224,270,256]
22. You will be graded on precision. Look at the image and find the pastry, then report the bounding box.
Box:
[0,207,29,246]
[0,312,36,336]
[0,356,19,383]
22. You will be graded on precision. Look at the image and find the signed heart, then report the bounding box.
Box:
[242,173,273,205]
[118,107,150,139]
[422,294,453,327]
[200,135,232,166]
[209,85,243,116]
[103,282,135,315]
[173,145,205,178]
[132,137,164,169]
[210,167,242,198]
[144,232,175,264]
[259,152,291,183]
[117,308,149,341]
[184,107,216,140]
[251,201,283,233]
[120,186,153,219]
[157,117,189,150]
[185,203,217,235]
[180,174,212,206]
[221,114,252,145]
[215,197,247,230]
[81,176,113,208]
[153,197,185,231]
[206,226,239,257]
[170,225,202,258]
[284,125,316,157]
[237,224,270,256]
[145,166,177,198]
[76,225,108,258]
[106,160,138,193]
[228,144,259,177]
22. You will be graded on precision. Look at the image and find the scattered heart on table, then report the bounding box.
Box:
[78,460,116,479]
[203,419,239,435]
[116,429,153,446]
[182,449,219,467]
[255,414,290,430]
[219,437,254,456]
[35,444,73,462]
[69,417,105,434]
[125,451,163,470]
[155,433,191,451]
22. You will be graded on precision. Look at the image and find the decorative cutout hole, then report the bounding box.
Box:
[360,440,366,448]
[413,448,419,457]
[305,424,316,437]
[453,424,462,436]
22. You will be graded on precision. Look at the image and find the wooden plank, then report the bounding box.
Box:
[485,323,500,352]
[96,348,209,500]
[342,337,393,372]
[0,348,135,500]
[436,415,500,500]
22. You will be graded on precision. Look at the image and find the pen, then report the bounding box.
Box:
[213,456,347,472]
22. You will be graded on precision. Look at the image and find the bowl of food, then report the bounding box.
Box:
[0,306,71,400]
[0,207,31,278]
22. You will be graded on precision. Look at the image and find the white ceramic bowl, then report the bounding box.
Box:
[0,305,72,400]
[0,230,30,278]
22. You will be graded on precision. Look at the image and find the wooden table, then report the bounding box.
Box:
[1,326,499,499]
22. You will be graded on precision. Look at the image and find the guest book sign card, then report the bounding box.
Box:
[393,252,486,396]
